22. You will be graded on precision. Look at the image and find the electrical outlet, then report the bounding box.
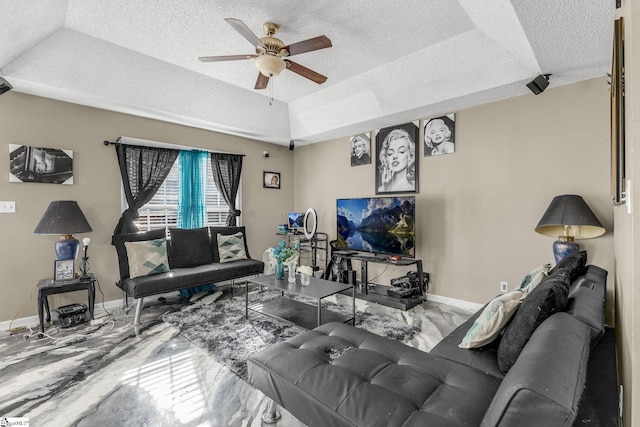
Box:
[0,201,16,213]
[500,281,508,292]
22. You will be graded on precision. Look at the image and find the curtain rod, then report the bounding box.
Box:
[103,136,245,156]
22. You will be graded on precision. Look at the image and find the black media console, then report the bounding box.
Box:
[332,251,427,310]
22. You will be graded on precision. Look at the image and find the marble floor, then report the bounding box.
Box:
[0,287,473,427]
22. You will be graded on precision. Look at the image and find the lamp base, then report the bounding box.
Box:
[55,236,80,260]
[552,240,579,263]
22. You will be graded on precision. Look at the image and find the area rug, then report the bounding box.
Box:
[162,290,420,381]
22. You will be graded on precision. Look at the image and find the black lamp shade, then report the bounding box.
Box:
[34,201,93,235]
[535,195,605,239]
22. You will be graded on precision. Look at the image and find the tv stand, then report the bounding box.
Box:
[333,251,426,311]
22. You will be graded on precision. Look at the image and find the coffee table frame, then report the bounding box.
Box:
[246,274,355,329]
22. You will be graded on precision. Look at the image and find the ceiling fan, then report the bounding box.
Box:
[199,18,332,90]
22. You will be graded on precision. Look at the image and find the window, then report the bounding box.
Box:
[132,157,238,231]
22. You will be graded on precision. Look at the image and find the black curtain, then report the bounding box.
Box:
[210,153,243,226]
[113,143,179,235]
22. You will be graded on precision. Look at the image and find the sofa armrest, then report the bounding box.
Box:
[480,313,591,427]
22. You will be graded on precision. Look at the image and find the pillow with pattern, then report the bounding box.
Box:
[517,263,552,295]
[459,290,524,349]
[124,238,170,279]
[217,231,248,263]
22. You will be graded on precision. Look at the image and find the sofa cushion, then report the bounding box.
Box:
[248,322,502,427]
[112,228,167,280]
[549,250,587,283]
[124,238,170,279]
[459,290,523,349]
[567,265,608,345]
[517,263,551,294]
[168,227,213,268]
[217,231,248,263]
[497,269,570,373]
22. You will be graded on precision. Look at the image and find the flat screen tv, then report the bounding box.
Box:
[287,212,306,231]
[336,196,415,257]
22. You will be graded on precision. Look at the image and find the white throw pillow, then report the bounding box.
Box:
[217,232,248,263]
[459,290,524,349]
[124,238,170,279]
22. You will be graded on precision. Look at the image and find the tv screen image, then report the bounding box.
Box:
[336,196,415,257]
[287,212,306,230]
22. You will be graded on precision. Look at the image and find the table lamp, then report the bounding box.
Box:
[34,200,93,260]
[535,194,605,263]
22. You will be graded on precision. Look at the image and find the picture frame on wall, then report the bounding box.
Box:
[54,259,75,281]
[423,113,456,157]
[9,144,74,184]
[375,122,419,194]
[611,18,625,205]
[350,133,372,166]
[263,171,281,189]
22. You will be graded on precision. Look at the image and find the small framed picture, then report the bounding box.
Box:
[423,113,456,157]
[263,171,280,189]
[350,133,372,166]
[54,259,75,281]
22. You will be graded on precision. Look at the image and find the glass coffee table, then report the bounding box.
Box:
[246,274,355,330]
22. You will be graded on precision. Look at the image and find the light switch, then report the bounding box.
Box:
[0,201,16,213]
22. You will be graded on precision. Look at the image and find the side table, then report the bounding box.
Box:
[37,273,96,335]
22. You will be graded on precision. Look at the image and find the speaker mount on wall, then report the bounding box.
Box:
[526,74,550,95]
[289,140,295,151]
[0,77,13,96]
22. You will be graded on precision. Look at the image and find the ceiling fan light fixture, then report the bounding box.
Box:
[255,54,286,77]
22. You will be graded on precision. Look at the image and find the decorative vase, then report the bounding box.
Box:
[288,261,297,283]
[301,274,311,286]
[275,261,285,280]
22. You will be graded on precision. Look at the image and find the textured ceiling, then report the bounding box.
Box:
[1,0,615,146]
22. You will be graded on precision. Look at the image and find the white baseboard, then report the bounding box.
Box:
[0,298,126,332]
[426,293,484,312]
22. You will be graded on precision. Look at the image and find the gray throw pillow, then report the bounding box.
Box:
[497,269,571,373]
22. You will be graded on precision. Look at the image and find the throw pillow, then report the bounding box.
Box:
[517,263,552,295]
[124,238,170,279]
[217,231,248,263]
[168,227,213,268]
[459,290,524,349]
[497,270,571,373]
[549,250,587,283]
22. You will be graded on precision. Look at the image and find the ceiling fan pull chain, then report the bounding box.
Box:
[269,78,274,106]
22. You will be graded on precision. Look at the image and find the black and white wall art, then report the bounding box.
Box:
[9,144,74,184]
[423,114,455,157]
[350,133,372,167]
[375,122,419,194]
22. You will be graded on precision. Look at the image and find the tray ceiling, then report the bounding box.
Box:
[1,0,615,146]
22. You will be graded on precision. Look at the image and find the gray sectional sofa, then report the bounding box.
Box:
[112,226,264,324]
[247,253,616,426]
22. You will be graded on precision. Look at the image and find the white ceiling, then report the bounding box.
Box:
[1,0,615,146]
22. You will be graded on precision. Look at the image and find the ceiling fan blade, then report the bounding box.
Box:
[255,72,269,90]
[286,60,328,84]
[198,54,257,62]
[283,35,332,57]
[225,18,265,48]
